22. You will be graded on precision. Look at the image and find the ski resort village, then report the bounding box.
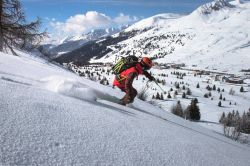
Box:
[1,0,250,165]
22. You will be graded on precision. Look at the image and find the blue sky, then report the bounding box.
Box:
[20,0,213,42]
[22,0,212,21]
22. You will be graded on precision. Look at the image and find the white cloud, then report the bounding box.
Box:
[114,13,138,25]
[46,11,138,44]
[63,11,112,34]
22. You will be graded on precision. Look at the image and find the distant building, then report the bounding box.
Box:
[154,63,183,69]
[214,74,224,81]
[223,76,244,84]
[171,63,185,69]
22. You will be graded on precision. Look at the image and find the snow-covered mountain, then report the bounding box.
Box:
[39,27,123,59]
[51,0,250,74]
[89,0,250,74]
[1,50,250,165]
[53,13,181,65]
[124,13,182,31]
[63,27,123,43]
[196,0,235,15]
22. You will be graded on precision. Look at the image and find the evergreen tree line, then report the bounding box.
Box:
[152,92,164,100]
[171,71,186,77]
[171,99,200,121]
[219,110,250,134]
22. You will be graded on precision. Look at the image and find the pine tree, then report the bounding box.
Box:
[167,93,171,99]
[0,0,46,54]
[241,112,246,133]
[227,112,232,126]
[219,112,226,123]
[182,92,186,98]
[213,85,216,91]
[241,111,250,134]
[162,80,166,85]
[186,88,192,95]
[240,86,244,92]
[206,85,212,91]
[156,92,160,100]
[171,100,183,117]
[175,82,180,89]
[232,110,235,117]
[100,78,104,85]
[193,98,198,104]
[229,88,235,95]
[196,83,200,88]
[185,99,200,120]
[160,93,164,100]
[219,94,222,100]
[218,101,222,107]
[204,93,209,98]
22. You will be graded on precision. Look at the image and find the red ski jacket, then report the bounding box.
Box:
[113,63,153,92]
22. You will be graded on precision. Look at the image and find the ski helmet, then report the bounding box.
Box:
[140,57,153,70]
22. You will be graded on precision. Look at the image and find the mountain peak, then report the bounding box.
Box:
[125,13,182,32]
[197,0,235,15]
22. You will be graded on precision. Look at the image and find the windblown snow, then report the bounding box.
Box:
[0,50,250,165]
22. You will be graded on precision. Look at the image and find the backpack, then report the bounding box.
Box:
[112,56,139,75]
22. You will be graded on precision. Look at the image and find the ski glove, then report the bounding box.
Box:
[149,76,156,82]
[144,70,155,81]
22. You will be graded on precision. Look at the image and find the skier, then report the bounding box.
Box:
[113,57,155,105]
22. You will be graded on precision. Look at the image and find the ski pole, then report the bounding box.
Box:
[141,80,149,93]
[153,80,165,93]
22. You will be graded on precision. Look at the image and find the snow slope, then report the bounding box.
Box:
[0,51,250,165]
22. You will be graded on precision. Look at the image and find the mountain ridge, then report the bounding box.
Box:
[42,0,250,74]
